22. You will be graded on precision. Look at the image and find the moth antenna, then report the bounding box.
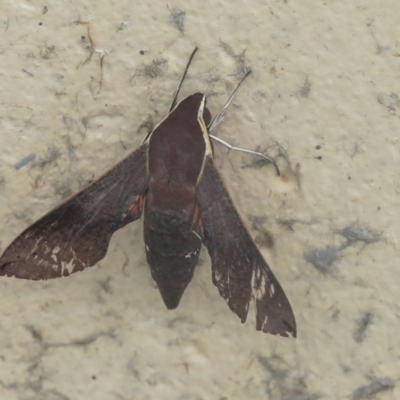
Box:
[209,134,280,176]
[207,69,251,132]
[169,47,199,112]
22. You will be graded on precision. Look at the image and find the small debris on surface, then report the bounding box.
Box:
[299,77,311,98]
[32,145,61,168]
[136,59,168,79]
[377,92,400,112]
[304,245,339,272]
[14,153,36,170]
[352,312,373,343]
[336,222,381,248]
[351,376,395,399]
[169,8,186,33]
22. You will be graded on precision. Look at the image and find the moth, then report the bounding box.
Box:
[0,49,296,337]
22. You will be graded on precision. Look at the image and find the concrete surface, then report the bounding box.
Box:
[0,1,398,399]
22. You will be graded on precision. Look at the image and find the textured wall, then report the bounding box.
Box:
[0,1,398,399]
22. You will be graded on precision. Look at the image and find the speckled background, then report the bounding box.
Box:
[0,1,399,399]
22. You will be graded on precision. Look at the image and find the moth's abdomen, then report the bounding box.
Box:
[144,208,201,309]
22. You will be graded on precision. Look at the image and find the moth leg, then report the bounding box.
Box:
[209,134,280,176]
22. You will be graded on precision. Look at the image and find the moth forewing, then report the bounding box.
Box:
[0,144,150,279]
[195,156,296,337]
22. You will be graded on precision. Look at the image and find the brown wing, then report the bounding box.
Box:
[0,143,149,280]
[196,156,296,337]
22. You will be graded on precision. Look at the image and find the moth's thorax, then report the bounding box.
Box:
[148,92,207,187]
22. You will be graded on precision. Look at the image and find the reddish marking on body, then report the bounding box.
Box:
[129,195,144,217]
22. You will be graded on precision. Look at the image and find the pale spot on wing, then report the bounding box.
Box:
[60,250,78,275]
[52,246,61,254]
[269,283,275,297]
[32,240,40,252]
[48,245,61,263]
[251,268,267,300]
[37,259,46,267]
[184,249,199,259]
[214,270,221,282]
[61,260,75,275]
[261,316,268,331]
